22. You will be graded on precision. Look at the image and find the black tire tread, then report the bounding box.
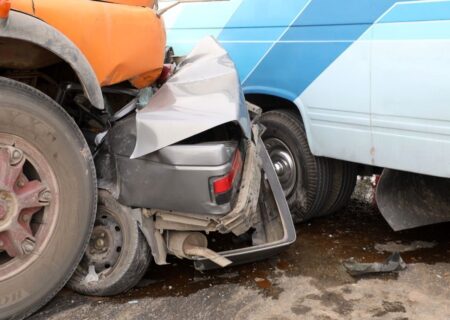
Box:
[261,109,333,221]
[318,160,358,217]
[0,76,97,320]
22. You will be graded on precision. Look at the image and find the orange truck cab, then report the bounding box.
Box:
[11,0,165,88]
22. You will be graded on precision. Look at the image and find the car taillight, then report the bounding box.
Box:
[211,149,243,204]
[157,64,174,86]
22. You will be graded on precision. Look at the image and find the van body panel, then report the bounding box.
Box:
[164,0,450,178]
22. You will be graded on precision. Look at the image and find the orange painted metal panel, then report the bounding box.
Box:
[0,0,11,19]
[100,0,156,7]
[11,0,166,88]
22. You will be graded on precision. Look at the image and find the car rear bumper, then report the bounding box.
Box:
[194,137,297,270]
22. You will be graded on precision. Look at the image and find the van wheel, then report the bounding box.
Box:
[69,191,151,296]
[318,160,358,217]
[0,77,96,320]
[261,110,332,221]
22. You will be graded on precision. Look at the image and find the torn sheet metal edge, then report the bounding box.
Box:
[131,36,251,158]
[343,252,407,277]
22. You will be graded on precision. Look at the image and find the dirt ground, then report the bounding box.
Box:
[30,179,450,320]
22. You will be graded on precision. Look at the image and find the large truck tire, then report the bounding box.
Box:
[318,160,358,217]
[69,191,151,296]
[0,77,97,320]
[261,109,332,221]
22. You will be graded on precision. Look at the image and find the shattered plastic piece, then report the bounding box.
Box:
[192,275,211,283]
[82,265,99,284]
[374,241,437,253]
[216,271,239,280]
[343,252,407,276]
[131,37,251,158]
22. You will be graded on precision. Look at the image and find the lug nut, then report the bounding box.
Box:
[21,239,35,255]
[10,149,23,166]
[38,190,52,203]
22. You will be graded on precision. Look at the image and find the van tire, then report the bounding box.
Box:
[318,160,358,217]
[0,77,96,320]
[261,110,332,221]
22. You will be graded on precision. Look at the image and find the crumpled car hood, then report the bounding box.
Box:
[131,37,251,158]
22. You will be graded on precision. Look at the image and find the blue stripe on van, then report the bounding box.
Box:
[221,43,274,81]
[217,0,311,29]
[380,0,450,23]
[243,0,405,97]
[292,0,405,26]
[282,25,369,42]
[169,0,244,30]
[370,21,450,40]
[217,0,310,81]
[219,27,285,42]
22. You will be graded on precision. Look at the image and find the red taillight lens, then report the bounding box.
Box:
[157,64,174,86]
[0,0,11,19]
[213,149,242,195]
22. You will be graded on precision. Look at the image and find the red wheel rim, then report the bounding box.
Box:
[0,134,59,281]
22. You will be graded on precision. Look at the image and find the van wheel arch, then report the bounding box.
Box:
[246,93,303,121]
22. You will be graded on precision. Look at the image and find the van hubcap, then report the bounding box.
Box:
[264,138,297,197]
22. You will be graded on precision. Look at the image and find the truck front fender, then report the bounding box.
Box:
[0,11,104,109]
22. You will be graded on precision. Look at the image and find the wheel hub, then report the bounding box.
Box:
[84,212,123,274]
[0,205,5,220]
[264,138,297,197]
[0,190,16,221]
[0,146,51,257]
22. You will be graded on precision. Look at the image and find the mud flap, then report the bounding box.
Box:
[377,169,450,231]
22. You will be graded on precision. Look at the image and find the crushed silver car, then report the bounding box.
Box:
[68,38,296,296]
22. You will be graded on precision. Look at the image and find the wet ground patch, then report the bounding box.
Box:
[31,180,450,319]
